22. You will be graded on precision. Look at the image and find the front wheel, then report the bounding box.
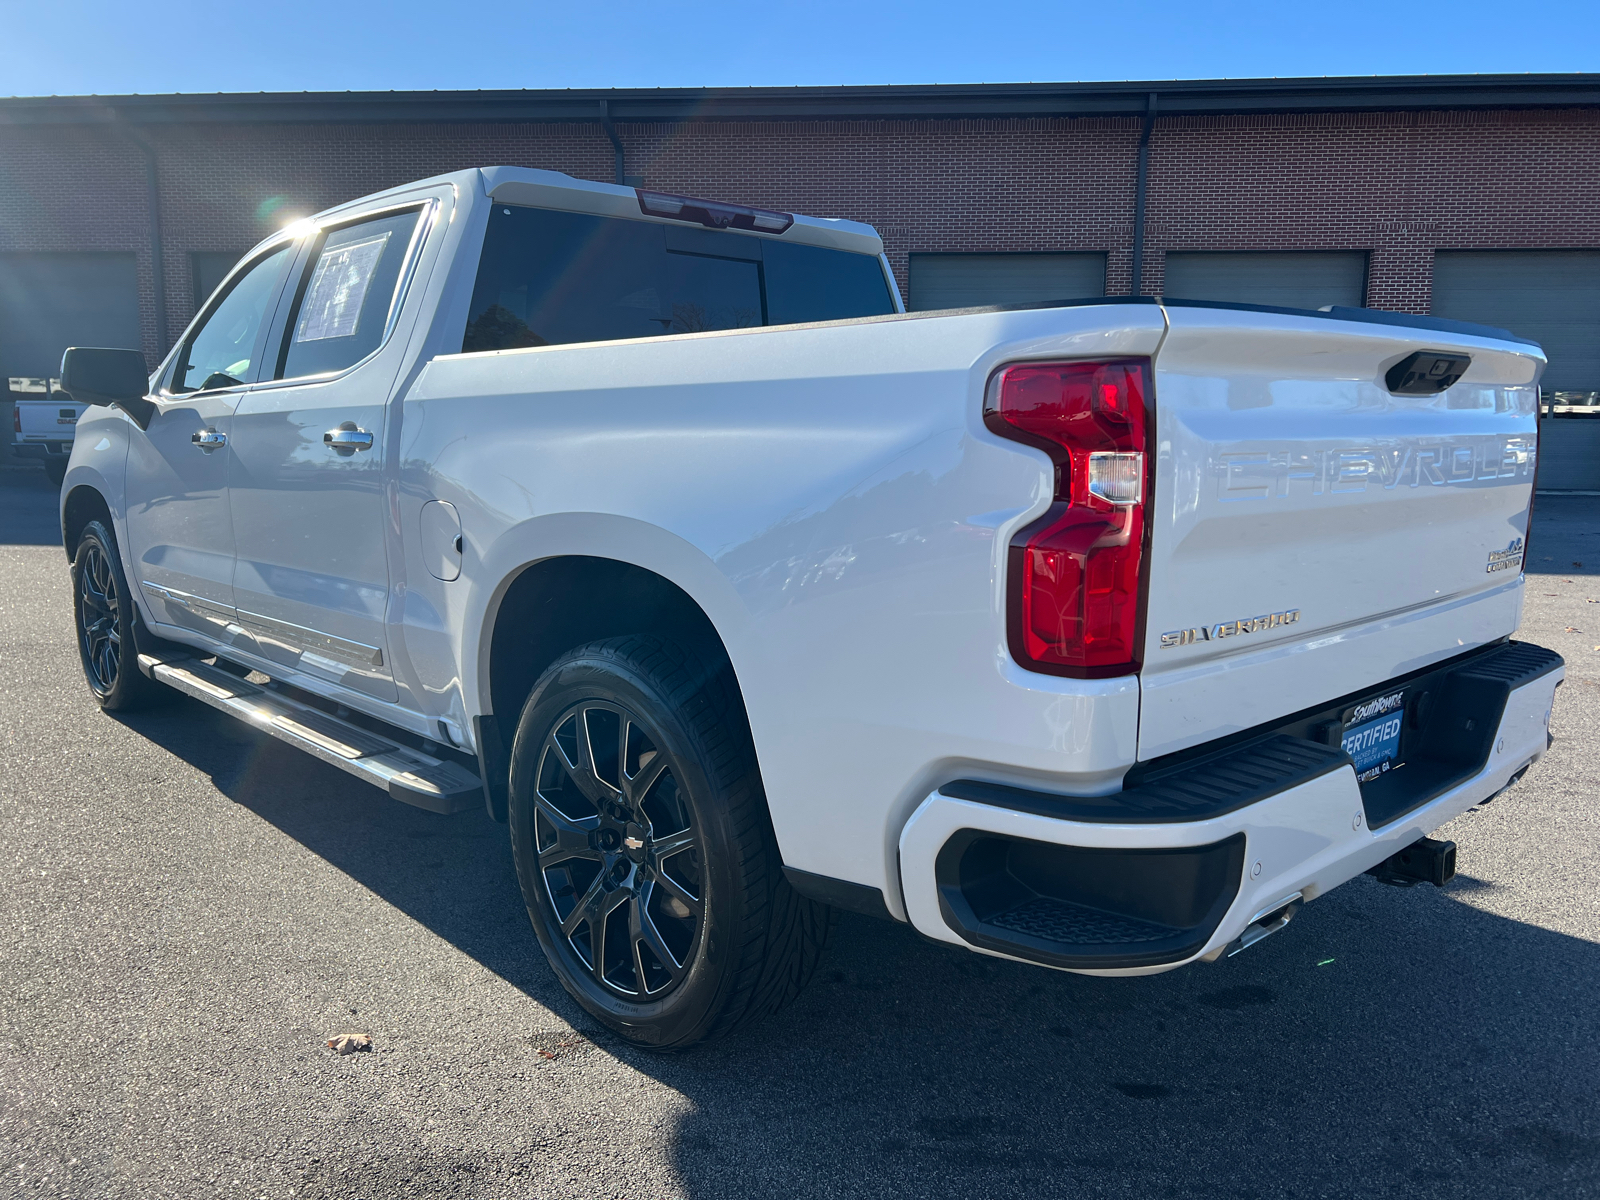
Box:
[71,520,167,711]
[508,635,828,1049]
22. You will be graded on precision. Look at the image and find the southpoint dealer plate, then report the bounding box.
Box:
[1341,689,1406,784]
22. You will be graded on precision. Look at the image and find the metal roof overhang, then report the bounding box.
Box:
[3,74,1600,127]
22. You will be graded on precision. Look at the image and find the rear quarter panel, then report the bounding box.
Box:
[398,305,1167,907]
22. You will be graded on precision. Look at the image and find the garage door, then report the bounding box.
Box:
[1431,251,1600,393]
[1432,251,1600,491]
[1163,251,1368,311]
[0,252,141,462]
[908,253,1106,311]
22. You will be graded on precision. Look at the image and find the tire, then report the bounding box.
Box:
[508,635,828,1049]
[70,520,169,711]
[44,458,67,487]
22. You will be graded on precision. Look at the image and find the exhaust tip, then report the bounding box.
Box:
[1212,893,1304,960]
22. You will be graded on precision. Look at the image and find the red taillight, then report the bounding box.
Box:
[985,359,1151,677]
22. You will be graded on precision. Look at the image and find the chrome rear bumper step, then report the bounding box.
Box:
[136,654,480,814]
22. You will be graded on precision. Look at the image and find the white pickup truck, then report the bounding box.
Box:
[11,380,85,485]
[58,166,1563,1048]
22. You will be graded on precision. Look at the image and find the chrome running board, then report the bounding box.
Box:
[136,653,480,815]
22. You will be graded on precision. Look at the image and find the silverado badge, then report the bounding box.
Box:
[1159,608,1301,649]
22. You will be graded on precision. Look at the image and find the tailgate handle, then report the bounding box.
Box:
[1385,350,1471,396]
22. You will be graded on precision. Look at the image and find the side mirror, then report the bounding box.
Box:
[60,347,156,428]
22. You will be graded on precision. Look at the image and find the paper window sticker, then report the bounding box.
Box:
[295,232,391,343]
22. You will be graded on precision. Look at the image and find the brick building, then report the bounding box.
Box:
[3,74,1599,481]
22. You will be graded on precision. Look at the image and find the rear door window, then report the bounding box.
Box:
[463,206,892,353]
[275,207,423,380]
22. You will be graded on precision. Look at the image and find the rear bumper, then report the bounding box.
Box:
[898,640,1563,976]
[12,441,71,461]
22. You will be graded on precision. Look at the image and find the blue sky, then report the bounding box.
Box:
[1,0,1594,96]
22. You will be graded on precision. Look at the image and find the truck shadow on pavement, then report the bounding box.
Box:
[112,695,1600,1199]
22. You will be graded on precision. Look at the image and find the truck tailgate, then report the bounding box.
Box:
[1139,305,1543,761]
[14,397,84,441]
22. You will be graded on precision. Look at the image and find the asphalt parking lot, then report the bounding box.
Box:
[2,464,1598,1200]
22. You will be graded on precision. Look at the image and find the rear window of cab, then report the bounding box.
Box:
[463,205,894,352]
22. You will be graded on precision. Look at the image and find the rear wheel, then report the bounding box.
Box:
[44,458,67,487]
[508,635,827,1049]
[71,520,167,711]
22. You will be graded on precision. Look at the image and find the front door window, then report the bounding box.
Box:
[173,245,292,393]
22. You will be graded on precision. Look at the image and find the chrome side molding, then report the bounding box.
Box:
[140,580,235,622]
[234,608,384,668]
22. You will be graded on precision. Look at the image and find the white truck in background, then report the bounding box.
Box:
[11,378,85,485]
[55,166,1563,1048]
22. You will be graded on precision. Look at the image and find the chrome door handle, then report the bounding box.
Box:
[324,424,374,453]
[191,428,227,451]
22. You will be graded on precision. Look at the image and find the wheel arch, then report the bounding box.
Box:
[61,484,114,561]
[483,555,739,737]
[468,514,758,822]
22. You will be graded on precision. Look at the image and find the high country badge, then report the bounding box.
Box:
[1486,537,1524,574]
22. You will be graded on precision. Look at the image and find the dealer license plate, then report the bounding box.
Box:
[1341,710,1404,784]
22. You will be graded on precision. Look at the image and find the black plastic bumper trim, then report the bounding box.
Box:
[472,713,509,824]
[783,867,897,922]
[940,638,1562,830]
[942,734,1350,825]
[11,443,69,460]
[935,831,1246,970]
[1356,639,1563,829]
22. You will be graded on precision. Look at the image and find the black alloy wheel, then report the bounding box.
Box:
[533,699,705,998]
[71,520,166,711]
[77,535,122,697]
[509,635,828,1049]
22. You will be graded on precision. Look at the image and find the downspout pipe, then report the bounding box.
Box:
[117,121,169,357]
[598,99,626,187]
[1129,92,1158,296]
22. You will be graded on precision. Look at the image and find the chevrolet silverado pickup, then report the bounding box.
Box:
[56,166,1563,1047]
